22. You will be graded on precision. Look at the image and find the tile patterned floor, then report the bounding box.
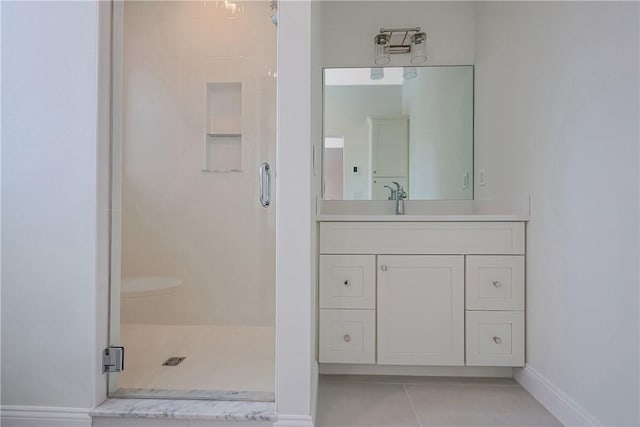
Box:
[317,375,562,427]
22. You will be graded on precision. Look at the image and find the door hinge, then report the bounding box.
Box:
[103,346,124,373]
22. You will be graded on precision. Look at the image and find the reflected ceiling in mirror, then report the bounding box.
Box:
[323,66,473,201]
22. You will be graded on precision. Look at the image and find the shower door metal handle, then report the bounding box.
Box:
[259,162,271,208]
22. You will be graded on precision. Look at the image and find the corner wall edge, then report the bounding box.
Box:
[514,365,600,427]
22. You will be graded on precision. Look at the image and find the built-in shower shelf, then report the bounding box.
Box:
[201,168,243,173]
[204,82,242,172]
[207,133,241,138]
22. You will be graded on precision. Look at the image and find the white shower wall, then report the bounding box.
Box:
[119,1,276,326]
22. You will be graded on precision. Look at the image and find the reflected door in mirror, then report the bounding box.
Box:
[370,117,408,200]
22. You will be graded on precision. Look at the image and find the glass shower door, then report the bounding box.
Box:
[108,0,276,400]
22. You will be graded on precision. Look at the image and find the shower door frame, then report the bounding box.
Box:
[106,0,278,399]
[107,0,124,395]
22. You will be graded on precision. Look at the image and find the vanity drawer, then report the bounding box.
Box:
[320,222,525,255]
[320,255,376,309]
[319,309,375,364]
[466,255,525,310]
[465,311,524,367]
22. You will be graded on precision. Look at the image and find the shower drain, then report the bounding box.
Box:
[162,356,186,366]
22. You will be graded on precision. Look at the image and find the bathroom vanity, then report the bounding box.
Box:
[317,209,527,372]
[319,66,528,375]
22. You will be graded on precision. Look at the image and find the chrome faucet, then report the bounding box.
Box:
[392,181,407,215]
[383,185,397,201]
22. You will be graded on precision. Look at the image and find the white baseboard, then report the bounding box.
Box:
[320,363,513,378]
[311,360,319,424]
[515,365,600,426]
[1,405,91,426]
[274,414,314,427]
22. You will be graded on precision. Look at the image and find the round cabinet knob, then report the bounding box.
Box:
[343,334,351,343]
[492,281,502,288]
[343,279,351,287]
[380,265,388,272]
[493,336,502,344]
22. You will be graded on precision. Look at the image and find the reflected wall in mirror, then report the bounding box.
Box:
[323,66,473,201]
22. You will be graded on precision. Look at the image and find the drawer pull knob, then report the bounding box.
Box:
[343,280,351,287]
[493,336,502,344]
[380,265,388,272]
[343,334,351,343]
[492,281,502,288]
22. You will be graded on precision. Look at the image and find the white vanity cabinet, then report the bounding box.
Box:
[318,221,526,368]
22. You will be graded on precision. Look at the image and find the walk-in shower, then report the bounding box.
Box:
[108,0,276,400]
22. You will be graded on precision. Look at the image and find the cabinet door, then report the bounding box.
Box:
[377,255,464,366]
[371,119,408,177]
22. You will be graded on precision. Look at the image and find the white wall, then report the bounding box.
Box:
[1,0,110,424]
[320,1,475,68]
[324,85,403,199]
[275,1,314,425]
[119,1,276,326]
[474,2,639,425]
[0,0,3,409]
[310,2,323,422]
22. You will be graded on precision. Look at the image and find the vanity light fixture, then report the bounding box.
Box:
[403,66,417,80]
[370,67,384,80]
[374,33,391,65]
[374,27,427,65]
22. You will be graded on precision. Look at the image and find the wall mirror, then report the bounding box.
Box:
[323,66,473,201]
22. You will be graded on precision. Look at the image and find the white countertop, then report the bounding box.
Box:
[316,214,529,222]
[316,198,530,222]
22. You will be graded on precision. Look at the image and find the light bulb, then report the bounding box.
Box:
[410,32,427,64]
[403,66,417,80]
[370,67,384,80]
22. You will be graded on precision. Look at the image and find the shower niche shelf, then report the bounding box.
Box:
[203,82,242,173]
[207,133,242,138]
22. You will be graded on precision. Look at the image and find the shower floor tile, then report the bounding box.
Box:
[116,324,275,397]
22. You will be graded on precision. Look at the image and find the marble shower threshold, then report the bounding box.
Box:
[90,398,275,422]
[112,387,274,402]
